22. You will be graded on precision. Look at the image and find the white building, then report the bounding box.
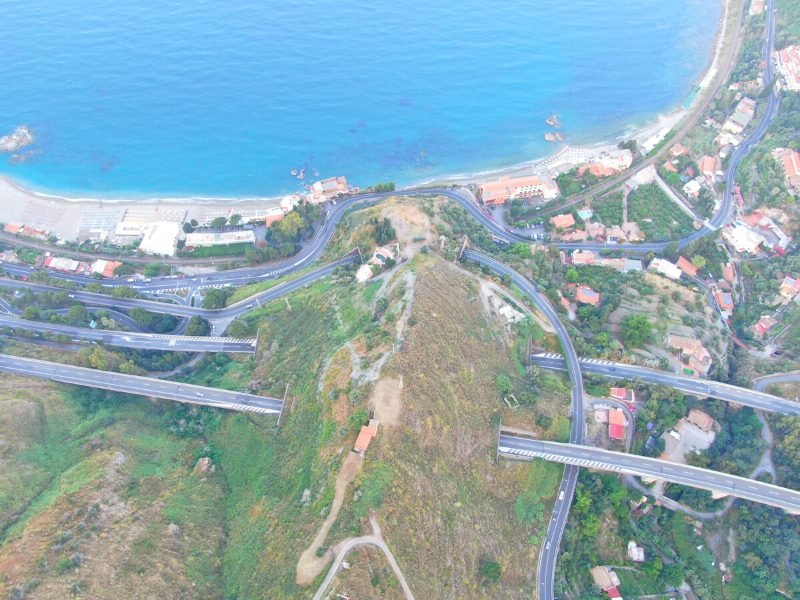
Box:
[138,221,181,256]
[648,258,682,281]
[722,223,766,254]
[184,229,255,248]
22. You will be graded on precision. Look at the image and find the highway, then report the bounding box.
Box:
[0,354,282,414]
[0,313,255,353]
[498,435,800,514]
[530,353,800,415]
[463,250,584,600]
[753,372,800,393]
[0,257,354,326]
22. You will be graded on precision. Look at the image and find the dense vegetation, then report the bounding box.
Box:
[628,182,695,241]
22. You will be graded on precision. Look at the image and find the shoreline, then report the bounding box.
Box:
[0,0,730,233]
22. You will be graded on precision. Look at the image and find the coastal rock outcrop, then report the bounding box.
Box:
[0,126,34,153]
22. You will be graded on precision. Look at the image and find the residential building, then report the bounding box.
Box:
[561,229,589,242]
[627,540,646,563]
[354,419,379,455]
[585,221,606,240]
[682,178,702,198]
[550,213,575,230]
[137,221,181,256]
[609,387,636,404]
[676,256,698,278]
[579,163,617,178]
[308,176,348,203]
[264,206,285,226]
[575,285,600,306]
[608,408,626,440]
[740,211,791,251]
[480,174,559,205]
[670,143,688,157]
[589,566,621,592]
[43,256,80,272]
[688,408,715,433]
[753,315,778,338]
[606,226,626,243]
[722,262,735,285]
[698,155,723,185]
[779,276,800,300]
[3,222,23,234]
[184,229,255,248]
[571,250,598,266]
[722,223,765,254]
[772,147,800,192]
[369,244,399,267]
[667,334,712,376]
[749,0,765,14]
[355,264,374,283]
[722,97,757,135]
[91,259,123,278]
[776,45,800,91]
[714,288,735,317]
[648,258,682,281]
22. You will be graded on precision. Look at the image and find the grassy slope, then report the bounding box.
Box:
[0,379,226,599]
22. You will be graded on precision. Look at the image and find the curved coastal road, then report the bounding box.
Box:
[463,250,584,600]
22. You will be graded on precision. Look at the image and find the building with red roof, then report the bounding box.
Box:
[753,315,778,337]
[608,408,626,440]
[550,213,576,230]
[575,285,600,306]
[354,419,379,455]
[676,256,698,278]
[714,289,735,315]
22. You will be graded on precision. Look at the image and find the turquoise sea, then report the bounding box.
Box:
[0,0,721,198]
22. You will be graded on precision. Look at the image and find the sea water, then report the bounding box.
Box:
[0,0,721,198]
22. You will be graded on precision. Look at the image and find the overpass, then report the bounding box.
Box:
[498,434,800,514]
[530,353,800,415]
[0,354,282,414]
[0,313,256,353]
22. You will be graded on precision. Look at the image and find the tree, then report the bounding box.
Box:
[229,214,243,225]
[691,255,706,269]
[202,288,231,309]
[621,314,653,348]
[182,222,194,234]
[278,212,304,239]
[496,374,513,396]
[185,316,211,336]
[211,216,228,228]
[565,267,579,283]
[66,304,88,324]
[479,560,501,582]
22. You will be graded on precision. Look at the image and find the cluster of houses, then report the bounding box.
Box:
[662,143,723,201]
[753,274,800,338]
[477,149,634,207]
[560,249,643,274]
[549,211,644,244]
[594,387,635,442]
[34,254,123,279]
[722,208,792,255]
[776,44,800,92]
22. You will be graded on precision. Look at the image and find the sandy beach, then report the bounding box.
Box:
[0,0,732,243]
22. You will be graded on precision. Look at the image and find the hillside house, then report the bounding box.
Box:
[575,285,600,306]
[667,334,712,377]
[753,315,778,337]
[550,213,575,230]
[676,256,698,278]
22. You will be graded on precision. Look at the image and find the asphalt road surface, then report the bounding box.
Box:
[463,250,584,600]
[498,435,800,513]
[0,354,282,414]
[531,353,800,415]
[0,313,255,353]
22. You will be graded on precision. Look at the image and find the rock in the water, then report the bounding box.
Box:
[0,126,34,153]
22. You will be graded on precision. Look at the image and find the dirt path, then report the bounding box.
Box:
[296,452,363,585]
[312,513,415,600]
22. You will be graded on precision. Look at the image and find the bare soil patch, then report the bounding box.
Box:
[370,377,403,426]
